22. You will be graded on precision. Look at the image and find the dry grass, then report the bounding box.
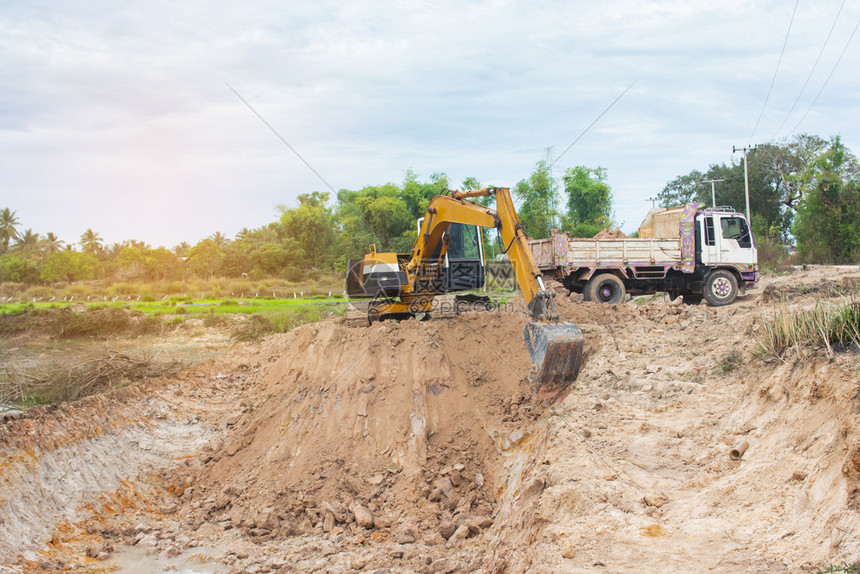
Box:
[1,350,188,406]
[756,298,860,359]
[1,274,345,303]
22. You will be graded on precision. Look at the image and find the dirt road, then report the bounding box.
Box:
[2,265,860,573]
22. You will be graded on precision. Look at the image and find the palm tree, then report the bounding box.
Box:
[14,229,40,252]
[209,231,228,248]
[108,242,124,257]
[236,227,252,242]
[80,228,103,254]
[0,208,21,254]
[43,232,64,254]
[173,242,190,257]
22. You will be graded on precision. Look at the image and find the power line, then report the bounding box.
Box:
[748,0,799,142]
[550,80,637,168]
[791,15,860,134]
[772,0,847,139]
[223,80,386,246]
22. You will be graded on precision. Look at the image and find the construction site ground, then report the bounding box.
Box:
[2,265,860,573]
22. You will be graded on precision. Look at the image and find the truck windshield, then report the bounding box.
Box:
[721,217,752,248]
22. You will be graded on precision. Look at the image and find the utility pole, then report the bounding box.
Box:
[701,178,725,208]
[733,145,756,222]
[646,197,657,209]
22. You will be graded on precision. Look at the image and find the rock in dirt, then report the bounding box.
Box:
[439,520,457,540]
[427,557,459,573]
[136,534,157,549]
[86,541,114,560]
[450,524,470,541]
[352,503,374,529]
[424,531,447,546]
[643,492,669,508]
[225,539,258,559]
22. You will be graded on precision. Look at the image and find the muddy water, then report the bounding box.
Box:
[105,544,227,573]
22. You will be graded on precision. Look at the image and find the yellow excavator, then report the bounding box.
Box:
[346,187,584,390]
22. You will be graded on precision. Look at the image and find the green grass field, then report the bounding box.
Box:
[0,295,347,317]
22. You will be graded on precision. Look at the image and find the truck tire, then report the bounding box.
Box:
[703,270,738,306]
[585,273,626,304]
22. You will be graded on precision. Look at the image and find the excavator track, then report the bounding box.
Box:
[345,300,371,327]
[345,294,495,326]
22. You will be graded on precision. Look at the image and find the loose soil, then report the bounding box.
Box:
[2,265,860,573]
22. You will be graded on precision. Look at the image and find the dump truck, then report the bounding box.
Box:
[346,187,584,393]
[528,203,758,305]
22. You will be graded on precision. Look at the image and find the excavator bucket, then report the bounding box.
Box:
[523,321,584,393]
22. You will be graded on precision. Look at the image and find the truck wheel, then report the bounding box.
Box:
[585,273,626,304]
[703,270,738,306]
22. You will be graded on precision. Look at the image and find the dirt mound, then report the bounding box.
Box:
[592,227,628,239]
[187,311,543,552]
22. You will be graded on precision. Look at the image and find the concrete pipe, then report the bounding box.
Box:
[730,440,749,461]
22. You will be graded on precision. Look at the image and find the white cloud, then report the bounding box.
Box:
[1,0,858,245]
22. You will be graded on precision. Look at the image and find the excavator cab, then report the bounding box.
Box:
[422,221,485,291]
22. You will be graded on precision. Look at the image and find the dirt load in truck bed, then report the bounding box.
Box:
[2,265,860,573]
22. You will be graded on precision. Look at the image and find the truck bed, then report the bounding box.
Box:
[529,236,684,270]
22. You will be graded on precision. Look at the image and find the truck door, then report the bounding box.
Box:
[700,215,720,265]
[716,215,756,265]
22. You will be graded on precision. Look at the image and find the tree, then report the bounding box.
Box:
[757,134,859,213]
[14,229,40,252]
[187,238,223,279]
[115,245,147,280]
[41,250,99,284]
[279,192,337,269]
[461,176,481,191]
[514,151,559,239]
[337,184,414,254]
[43,232,64,254]
[173,242,190,258]
[209,231,229,249]
[658,170,706,207]
[563,166,613,237]
[80,229,103,255]
[0,208,21,254]
[400,170,448,220]
[793,139,860,263]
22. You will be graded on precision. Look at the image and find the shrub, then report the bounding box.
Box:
[132,315,162,336]
[161,281,185,295]
[757,298,860,358]
[718,349,743,373]
[279,267,305,282]
[1,350,187,406]
[203,313,230,327]
[107,282,140,297]
[51,307,132,338]
[231,315,275,341]
[62,284,91,299]
[756,234,792,274]
[23,286,53,301]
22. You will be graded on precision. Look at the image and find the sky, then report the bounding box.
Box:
[1,0,859,248]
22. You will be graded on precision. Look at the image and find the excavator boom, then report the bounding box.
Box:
[347,187,584,393]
